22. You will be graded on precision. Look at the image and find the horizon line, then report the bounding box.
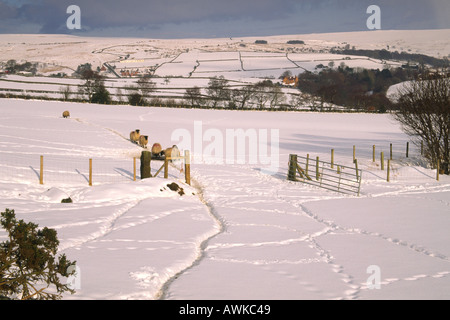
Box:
[1,28,449,40]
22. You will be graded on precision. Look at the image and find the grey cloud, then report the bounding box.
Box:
[0,2,16,19]
[47,0,299,27]
[0,0,449,37]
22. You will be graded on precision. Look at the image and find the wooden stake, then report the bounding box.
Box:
[353,145,356,163]
[331,149,334,169]
[316,156,320,181]
[437,159,440,181]
[390,143,393,160]
[164,158,169,179]
[406,142,409,158]
[373,145,376,162]
[381,152,384,171]
[185,150,191,185]
[306,154,309,176]
[387,159,390,182]
[40,155,44,185]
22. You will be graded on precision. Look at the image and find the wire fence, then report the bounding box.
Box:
[347,141,441,183]
[288,140,443,195]
[0,153,186,187]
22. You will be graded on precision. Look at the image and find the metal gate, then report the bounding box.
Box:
[288,154,362,196]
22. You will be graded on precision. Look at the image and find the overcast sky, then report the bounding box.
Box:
[1,0,449,38]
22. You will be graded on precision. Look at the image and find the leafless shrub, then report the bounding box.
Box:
[393,73,449,174]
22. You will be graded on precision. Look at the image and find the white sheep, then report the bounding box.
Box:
[139,135,149,148]
[164,145,180,160]
[130,129,141,143]
[151,143,163,155]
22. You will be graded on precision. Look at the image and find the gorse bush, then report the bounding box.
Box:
[0,209,76,300]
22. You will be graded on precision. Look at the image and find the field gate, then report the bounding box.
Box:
[288,154,362,196]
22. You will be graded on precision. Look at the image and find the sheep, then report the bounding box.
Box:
[62,111,70,118]
[164,145,180,160]
[130,129,141,144]
[151,143,163,156]
[139,135,149,148]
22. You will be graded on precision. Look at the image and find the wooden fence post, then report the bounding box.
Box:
[288,154,297,181]
[164,158,169,179]
[316,156,320,181]
[380,152,384,171]
[331,149,334,169]
[390,143,393,160]
[354,159,359,180]
[387,159,390,182]
[140,151,152,179]
[89,158,93,186]
[185,150,191,185]
[373,145,376,162]
[40,155,44,185]
[306,154,309,176]
[406,142,409,158]
[437,159,440,181]
[353,145,356,163]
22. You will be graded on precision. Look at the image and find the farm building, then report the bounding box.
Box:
[282,76,299,87]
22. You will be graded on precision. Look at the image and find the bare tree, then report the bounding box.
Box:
[80,70,105,103]
[59,85,72,101]
[393,74,449,174]
[137,77,156,100]
[184,86,203,107]
[289,93,311,110]
[230,86,255,109]
[116,87,124,103]
[268,85,286,109]
[251,81,272,109]
[206,76,230,108]
[290,92,322,111]
[251,80,286,109]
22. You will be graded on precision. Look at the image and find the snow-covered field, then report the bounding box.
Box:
[2,29,449,79]
[0,29,449,301]
[2,29,449,70]
[0,98,449,300]
[1,30,448,109]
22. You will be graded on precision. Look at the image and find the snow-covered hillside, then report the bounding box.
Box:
[0,98,449,300]
[1,30,448,114]
[1,29,448,79]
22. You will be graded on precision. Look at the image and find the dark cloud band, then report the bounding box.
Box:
[0,0,448,37]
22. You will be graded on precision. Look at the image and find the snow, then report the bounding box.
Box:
[2,29,448,80]
[0,97,449,300]
[0,29,449,300]
[2,30,448,110]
